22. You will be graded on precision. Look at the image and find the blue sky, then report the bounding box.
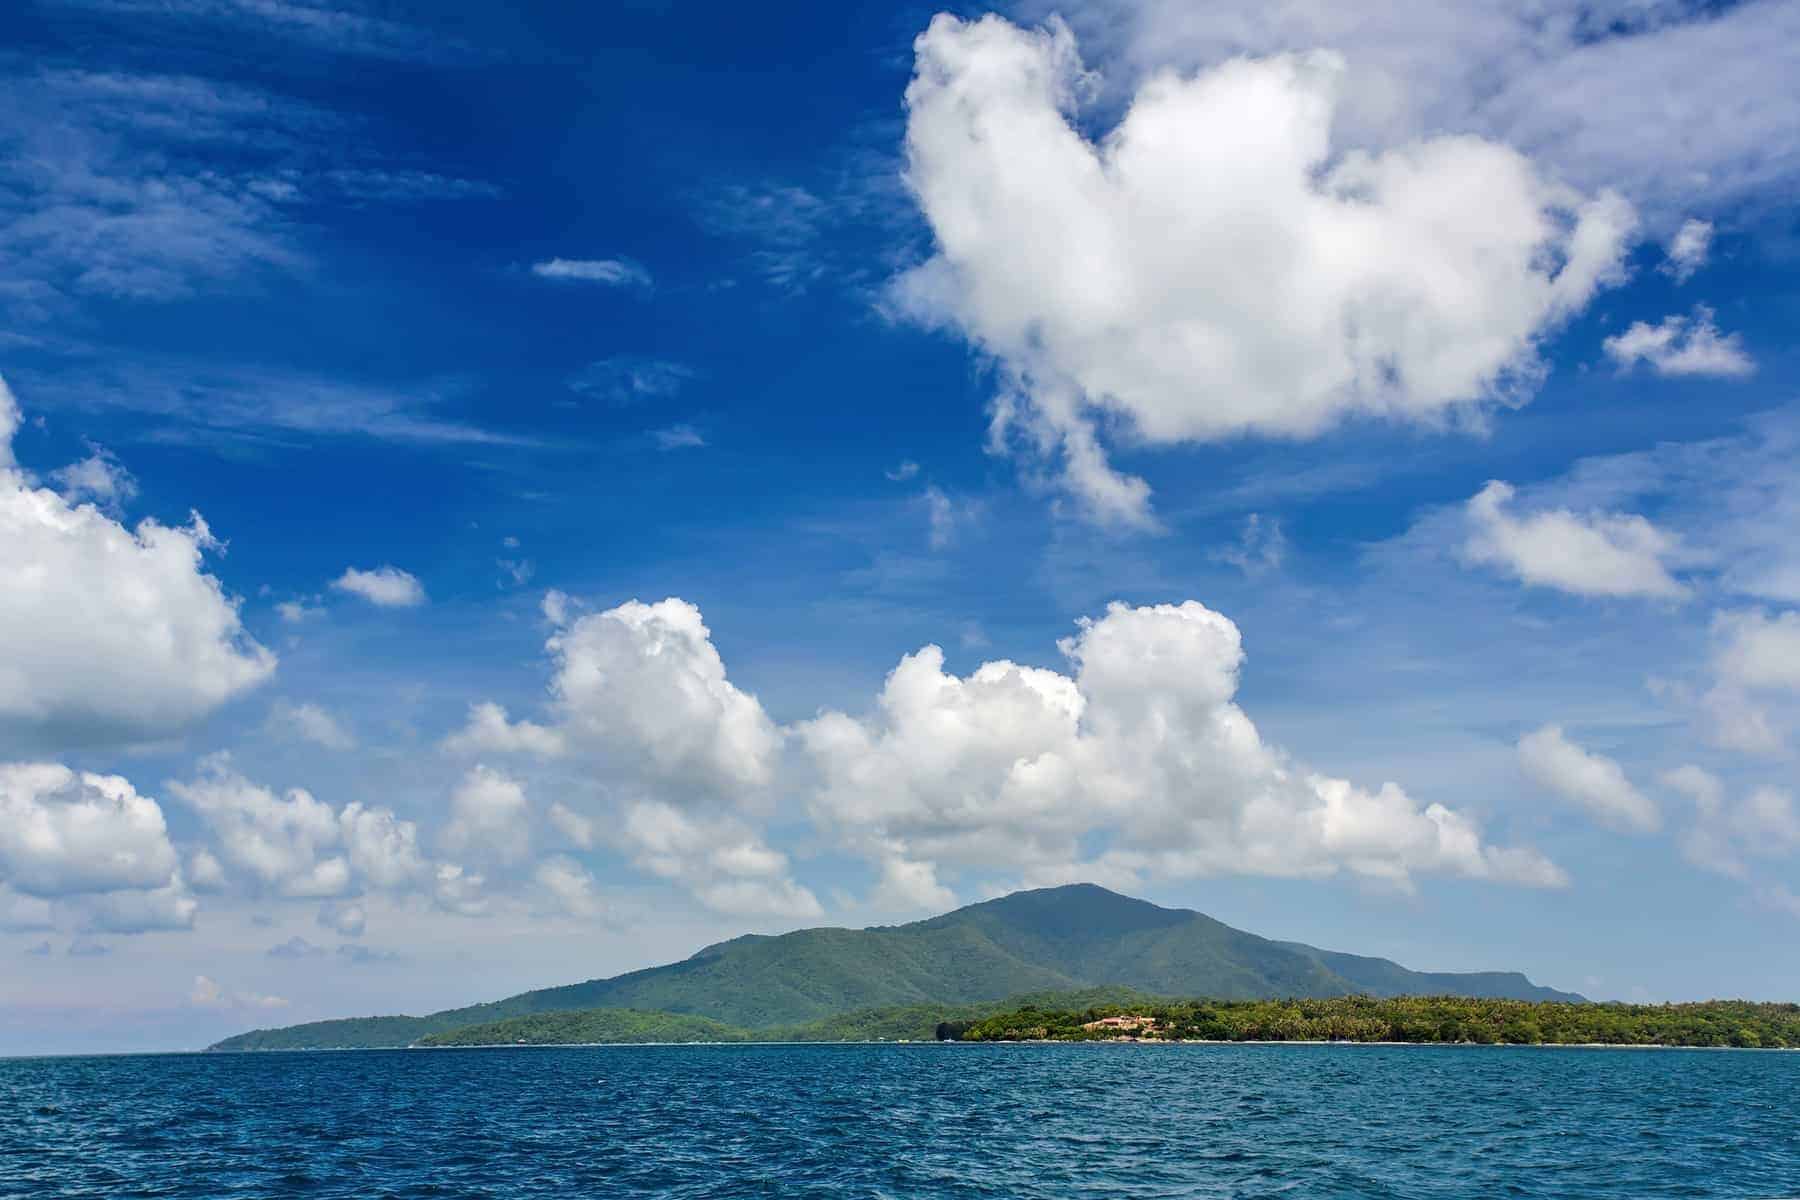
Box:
[3,0,1799,1053]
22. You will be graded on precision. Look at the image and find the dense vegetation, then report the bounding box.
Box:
[210,885,1581,1050]
[418,1008,751,1046]
[957,997,1800,1048]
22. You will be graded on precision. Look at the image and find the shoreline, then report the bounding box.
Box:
[394,1038,1799,1053]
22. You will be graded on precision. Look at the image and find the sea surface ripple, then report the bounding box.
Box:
[2,1043,1797,1198]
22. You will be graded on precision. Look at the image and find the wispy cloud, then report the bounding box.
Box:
[651,423,706,451]
[43,0,469,63]
[530,258,651,287]
[567,357,696,405]
[14,361,542,448]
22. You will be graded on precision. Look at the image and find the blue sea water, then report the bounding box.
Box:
[2,1043,1797,1198]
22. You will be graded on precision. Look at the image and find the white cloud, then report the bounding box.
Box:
[50,449,137,511]
[169,758,349,898]
[1603,306,1754,378]
[1462,480,1686,599]
[330,565,426,607]
[1022,0,1800,218]
[316,899,365,937]
[1663,764,1742,877]
[78,878,197,932]
[621,800,822,919]
[1663,219,1712,282]
[894,15,1633,524]
[1516,724,1660,833]
[885,459,920,482]
[189,974,286,1011]
[0,763,182,897]
[337,802,428,891]
[1714,610,1800,693]
[441,701,566,757]
[448,598,780,796]
[651,423,706,451]
[546,802,595,849]
[1212,513,1286,576]
[275,599,323,624]
[1665,766,1800,877]
[266,700,354,750]
[800,599,1563,900]
[921,484,976,551]
[440,765,530,866]
[430,862,486,917]
[530,258,650,287]
[0,376,275,749]
[567,357,696,404]
[532,855,606,919]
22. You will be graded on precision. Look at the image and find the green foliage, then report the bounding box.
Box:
[416,1009,751,1047]
[957,996,1800,1048]
[209,885,1586,1050]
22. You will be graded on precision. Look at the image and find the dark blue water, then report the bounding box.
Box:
[2,1043,1797,1198]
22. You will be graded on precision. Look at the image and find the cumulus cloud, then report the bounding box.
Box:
[0,763,182,897]
[1714,610,1800,693]
[189,974,286,1010]
[1603,306,1754,378]
[330,565,426,607]
[893,15,1633,523]
[440,765,530,866]
[1516,724,1660,833]
[0,376,275,749]
[529,258,650,287]
[1021,0,1800,218]
[546,802,595,849]
[1461,481,1686,599]
[169,758,348,898]
[441,701,566,757]
[446,598,780,794]
[621,800,822,919]
[799,599,1563,901]
[265,700,354,750]
[533,855,606,919]
[1662,219,1712,282]
[170,756,438,912]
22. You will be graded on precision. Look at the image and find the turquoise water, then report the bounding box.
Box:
[2,1043,1796,1197]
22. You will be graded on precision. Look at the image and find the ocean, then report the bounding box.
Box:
[3,1042,1796,1197]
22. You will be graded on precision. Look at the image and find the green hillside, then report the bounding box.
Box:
[208,884,1583,1050]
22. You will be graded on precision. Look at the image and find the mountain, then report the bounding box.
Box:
[209,884,1582,1049]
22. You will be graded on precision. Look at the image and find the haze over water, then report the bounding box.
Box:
[5,1043,1796,1198]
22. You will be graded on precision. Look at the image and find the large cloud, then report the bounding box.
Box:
[0,762,196,933]
[167,757,453,918]
[798,599,1564,899]
[0,763,181,896]
[1018,0,1800,218]
[0,376,274,749]
[893,15,1633,523]
[445,597,781,792]
[443,596,820,915]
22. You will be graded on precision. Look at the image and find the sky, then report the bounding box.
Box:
[2,0,1799,1054]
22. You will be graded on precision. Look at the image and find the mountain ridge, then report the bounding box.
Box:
[208,883,1582,1050]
